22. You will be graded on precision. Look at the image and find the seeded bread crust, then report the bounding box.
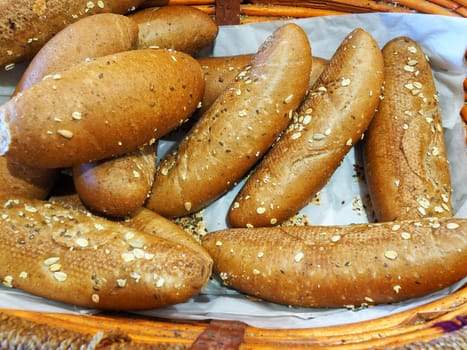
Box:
[228,28,384,228]
[146,23,313,218]
[196,54,329,116]
[0,49,205,168]
[0,0,146,68]
[129,5,218,55]
[202,217,467,308]
[362,37,453,222]
[0,196,212,310]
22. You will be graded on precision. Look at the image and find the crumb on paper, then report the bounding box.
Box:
[172,210,208,242]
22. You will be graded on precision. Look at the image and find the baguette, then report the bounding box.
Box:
[0,0,146,68]
[196,54,329,116]
[129,5,218,55]
[0,13,139,200]
[0,49,205,168]
[73,144,157,218]
[363,37,453,222]
[202,217,467,307]
[228,28,384,227]
[0,196,211,310]
[146,23,312,217]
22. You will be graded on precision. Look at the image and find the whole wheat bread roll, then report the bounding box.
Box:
[363,36,453,222]
[0,49,205,168]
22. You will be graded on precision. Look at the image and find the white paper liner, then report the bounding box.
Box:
[0,12,466,330]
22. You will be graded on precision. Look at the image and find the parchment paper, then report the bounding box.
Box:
[0,12,466,329]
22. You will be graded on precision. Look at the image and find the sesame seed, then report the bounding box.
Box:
[291,132,302,140]
[71,111,82,120]
[407,59,418,66]
[294,252,304,263]
[44,257,60,266]
[346,138,353,146]
[391,224,401,231]
[94,223,105,230]
[184,202,192,212]
[257,252,264,258]
[130,272,141,282]
[331,235,341,242]
[3,276,13,288]
[216,240,223,247]
[384,250,398,260]
[446,222,459,230]
[92,294,100,303]
[252,269,260,275]
[238,110,248,117]
[49,263,62,272]
[19,272,28,279]
[364,296,374,303]
[76,237,89,248]
[256,207,266,214]
[24,204,37,213]
[117,279,127,288]
[404,65,415,72]
[393,285,402,293]
[317,86,327,92]
[284,94,294,104]
[341,78,351,86]
[53,271,67,282]
[97,0,105,8]
[57,129,74,139]
[122,252,135,263]
[4,63,15,71]
[401,232,411,240]
[270,218,277,225]
[155,276,165,287]
[407,46,417,54]
[133,248,145,259]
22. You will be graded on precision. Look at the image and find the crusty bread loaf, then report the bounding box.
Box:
[363,36,453,222]
[146,23,312,217]
[196,54,329,116]
[73,145,157,218]
[228,28,384,227]
[0,196,212,310]
[0,49,205,168]
[202,217,467,307]
[129,5,218,55]
[0,0,146,68]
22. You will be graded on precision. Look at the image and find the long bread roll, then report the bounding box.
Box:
[228,28,384,227]
[129,5,218,55]
[363,36,453,222]
[0,49,205,168]
[146,23,312,217]
[0,196,211,310]
[0,0,146,68]
[202,217,467,308]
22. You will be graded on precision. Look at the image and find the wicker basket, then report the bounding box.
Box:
[1,1,466,349]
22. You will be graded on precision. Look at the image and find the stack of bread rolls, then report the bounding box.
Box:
[0,3,465,311]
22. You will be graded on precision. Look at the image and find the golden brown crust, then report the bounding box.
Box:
[196,54,328,116]
[129,5,218,55]
[146,23,312,217]
[228,28,384,227]
[13,13,139,94]
[202,217,467,308]
[72,145,157,218]
[126,207,213,265]
[0,196,211,310]
[0,0,146,68]
[363,37,452,222]
[0,157,59,199]
[1,49,205,168]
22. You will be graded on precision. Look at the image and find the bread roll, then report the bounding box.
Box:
[0,49,205,168]
[363,36,453,222]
